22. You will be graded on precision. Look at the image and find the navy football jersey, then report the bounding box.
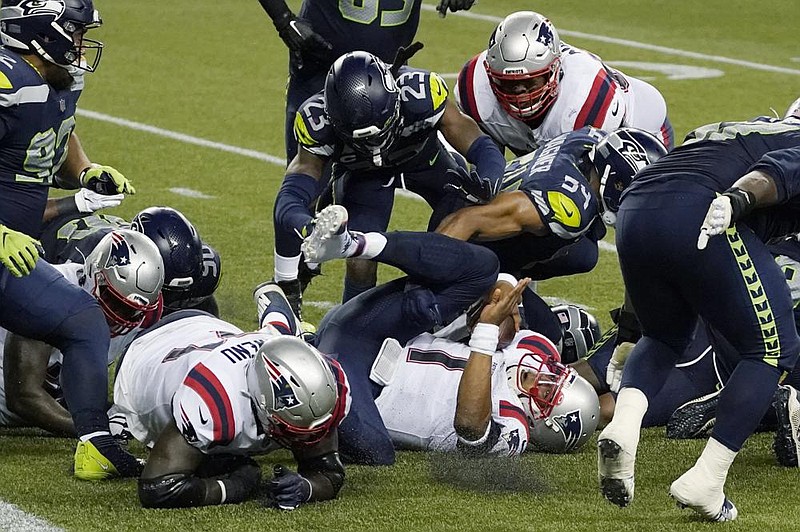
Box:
[41,212,128,264]
[293,67,449,172]
[629,117,800,241]
[0,48,83,237]
[298,0,422,66]
[503,127,605,240]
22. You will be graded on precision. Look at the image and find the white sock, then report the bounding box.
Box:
[694,437,737,485]
[607,387,649,451]
[347,232,387,259]
[274,252,300,281]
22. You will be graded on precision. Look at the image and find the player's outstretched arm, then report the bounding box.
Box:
[4,334,75,436]
[437,191,546,241]
[275,148,328,238]
[138,422,261,508]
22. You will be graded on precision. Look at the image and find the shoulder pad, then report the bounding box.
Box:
[294,93,336,157]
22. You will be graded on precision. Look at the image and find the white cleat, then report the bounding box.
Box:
[301,205,362,263]
[670,468,738,522]
[597,427,637,508]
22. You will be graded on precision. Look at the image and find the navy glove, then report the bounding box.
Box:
[402,282,443,329]
[436,0,476,17]
[268,464,311,511]
[273,13,334,69]
[444,167,501,205]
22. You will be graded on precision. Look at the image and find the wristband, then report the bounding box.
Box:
[469,323,499,356]
[722,187,754,223]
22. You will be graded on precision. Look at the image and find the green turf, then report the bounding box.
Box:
[2,0,800,528]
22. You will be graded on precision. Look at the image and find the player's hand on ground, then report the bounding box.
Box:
[0,224,41,277]
[606,341,635,393]
[267,464,311,511]
[74,188,125,213]
[479,278,530,326]
[80,164,135,195]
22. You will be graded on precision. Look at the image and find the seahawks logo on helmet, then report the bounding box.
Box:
[551,409,584,452]
[617,138,654,174]
[18,0,64,17]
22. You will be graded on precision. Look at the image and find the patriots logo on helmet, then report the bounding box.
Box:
[18,0,64,16]
[104,231,131,268]
[535,21,555,48]
[551,409,584,452]
[265,358,303,410]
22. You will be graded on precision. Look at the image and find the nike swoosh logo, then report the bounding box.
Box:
[90,456,110,470]
[199,407,209,425]
[288,20,302,37]
[563,206,575,218]
[611,101,620,116]
[429,151,439,166]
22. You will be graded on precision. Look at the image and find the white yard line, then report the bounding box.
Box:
[0,501,62,532]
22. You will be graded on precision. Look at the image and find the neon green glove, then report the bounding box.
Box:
[79,164,135,195]
[0,224,41,277]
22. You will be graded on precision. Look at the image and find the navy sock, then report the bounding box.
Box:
[342,276,375,303]
[713,359,781,451]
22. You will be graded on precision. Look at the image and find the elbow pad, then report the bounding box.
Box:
[138,474,208,509]
[456,419,501,457]
[274,173,319,237]
[297,451,346,498]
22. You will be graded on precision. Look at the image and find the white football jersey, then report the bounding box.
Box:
[455,44,670,155]
[113,313,277,454]
[375,331,532,456]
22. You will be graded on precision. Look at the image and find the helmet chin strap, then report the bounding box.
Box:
[598,165,617,226]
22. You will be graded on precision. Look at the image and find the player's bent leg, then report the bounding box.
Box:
[773,384,800,467]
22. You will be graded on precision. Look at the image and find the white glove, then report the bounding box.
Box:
[73,188,125,213]
[606,341,635,393]
[697,195,733,250]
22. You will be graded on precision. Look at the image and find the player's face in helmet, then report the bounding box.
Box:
[83,230,164,336]
[529,372,600,453]
[484,11,562,122]
[589,127,668,226]
[324,51,402,166]
[503,332,566,422]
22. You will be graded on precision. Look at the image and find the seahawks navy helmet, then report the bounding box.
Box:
[551,304,601,364]
[589,128,667,226]
[324,51,401,166]
[130,207,203,307]
[0,0,103,71]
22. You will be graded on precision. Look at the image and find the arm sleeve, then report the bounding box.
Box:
[296,451,346,502]
[273,173,320,238]
[466,134,506,187]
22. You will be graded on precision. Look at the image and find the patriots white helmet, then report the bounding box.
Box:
[484,11,562,121]
[246,336,348,447]
[529,371,600,453]
[83,229,164,336]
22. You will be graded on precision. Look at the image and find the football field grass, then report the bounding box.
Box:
[1,0,799,529]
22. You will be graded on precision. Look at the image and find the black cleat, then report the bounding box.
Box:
[773,384,800,467]
[666,389,721,439]
[274,279,303,321]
